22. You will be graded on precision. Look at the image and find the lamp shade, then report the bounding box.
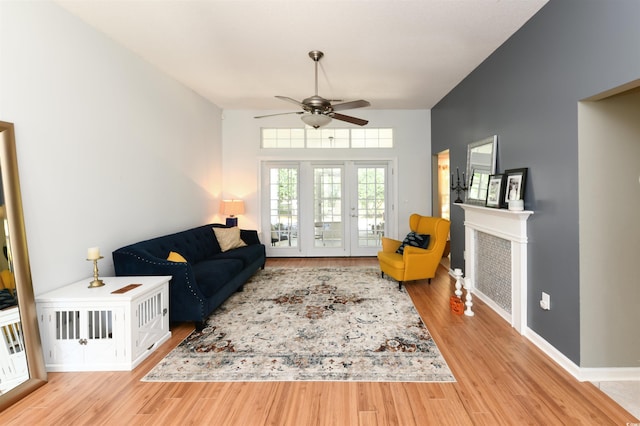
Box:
[220,199,245,217]
[301,112,332,129]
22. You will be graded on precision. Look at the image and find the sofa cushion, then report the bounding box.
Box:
[192,258,244,298]
[212,243,265,267]
[377,251,405,269]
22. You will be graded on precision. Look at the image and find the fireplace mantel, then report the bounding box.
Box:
[456,203,533,333]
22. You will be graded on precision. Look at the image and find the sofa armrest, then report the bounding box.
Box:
[113,249,205,301]
[240,229,261,246]
[113,249,187,276]
[403,245,435,260]
[113,248,215,322]
[402,245,441,281]
[381,236,402,253]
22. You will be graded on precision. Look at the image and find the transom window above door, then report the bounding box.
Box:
[261,128,393,149]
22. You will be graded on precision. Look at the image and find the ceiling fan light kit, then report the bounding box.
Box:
[301,112,332,128]
[255,51,370,129]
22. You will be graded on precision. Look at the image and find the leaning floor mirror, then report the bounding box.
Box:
[0,121,46,411]
[465,135,498,204]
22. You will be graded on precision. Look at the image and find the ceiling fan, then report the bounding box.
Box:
[254,50,371,128]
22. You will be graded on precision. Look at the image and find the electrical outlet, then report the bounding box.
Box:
[540,292,551,310]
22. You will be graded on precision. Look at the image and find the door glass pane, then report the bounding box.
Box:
[313,167,342,248]
[357,167,385,247]
[269,167,298,247]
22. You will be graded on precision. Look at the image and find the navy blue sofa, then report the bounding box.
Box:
[112,224,265,326]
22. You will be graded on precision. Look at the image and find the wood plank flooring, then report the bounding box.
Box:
[2,258,636,425]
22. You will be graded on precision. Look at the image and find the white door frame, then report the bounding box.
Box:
[261,158,396,257]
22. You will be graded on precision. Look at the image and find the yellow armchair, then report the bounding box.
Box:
[377,214,451,290]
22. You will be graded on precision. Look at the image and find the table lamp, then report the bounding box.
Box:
[220,199,245,227]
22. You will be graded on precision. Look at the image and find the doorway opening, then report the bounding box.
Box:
[433,150,451,264]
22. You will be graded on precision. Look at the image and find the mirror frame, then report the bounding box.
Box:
[0,121,46,411]
[465,135,498,204]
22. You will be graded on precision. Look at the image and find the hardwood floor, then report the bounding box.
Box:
[2,258,636,425]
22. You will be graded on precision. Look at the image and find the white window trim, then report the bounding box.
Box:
[261,127,394,149]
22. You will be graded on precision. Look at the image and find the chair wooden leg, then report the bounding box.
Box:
[381,271,384,278]
[428,278,431,285]
[398,281,403,291]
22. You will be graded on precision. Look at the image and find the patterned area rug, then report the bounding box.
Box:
[143,267,455,382]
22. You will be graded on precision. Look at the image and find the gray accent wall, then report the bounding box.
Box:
[432,1,640,365]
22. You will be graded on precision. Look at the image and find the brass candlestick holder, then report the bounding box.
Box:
[87,256,105,288]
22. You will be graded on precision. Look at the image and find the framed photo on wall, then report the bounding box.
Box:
[486,174,505,208]
[503,168,528,207]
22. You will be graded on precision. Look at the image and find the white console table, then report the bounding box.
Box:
[36,275,171,372]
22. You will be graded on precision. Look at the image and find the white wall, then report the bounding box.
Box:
[0,3,431,297]
[578,89,640,367]
[221,109,431,239]
[0,2,223,294]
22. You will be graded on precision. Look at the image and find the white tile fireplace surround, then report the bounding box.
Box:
[457,204,533,333]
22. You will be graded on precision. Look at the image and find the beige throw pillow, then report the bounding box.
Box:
[213,227,247,252]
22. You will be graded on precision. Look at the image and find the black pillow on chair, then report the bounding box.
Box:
[0,288,17,310]
[396,232,430,255]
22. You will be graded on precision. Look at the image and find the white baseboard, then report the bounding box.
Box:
[525,327,640,382]
[524,327,582,379]
[451,270,640,383]
[472,289,511,325]
[578,367,640,382]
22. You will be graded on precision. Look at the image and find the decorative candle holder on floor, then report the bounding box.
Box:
[453,268,464,299]
[87,256,105,288]
[464,277,475,316]
[449,268,465,315]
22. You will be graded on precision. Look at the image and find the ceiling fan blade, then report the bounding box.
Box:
[331,113,368,126]
[254,111,304,119]
[275,96,305,107]
[331,100,371,112]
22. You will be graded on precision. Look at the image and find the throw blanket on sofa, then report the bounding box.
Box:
[112,224,265,325]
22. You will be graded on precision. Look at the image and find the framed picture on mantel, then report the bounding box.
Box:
[503,168,528,207]
[486,174,505,208]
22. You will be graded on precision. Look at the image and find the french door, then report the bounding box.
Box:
[262,161,392,257]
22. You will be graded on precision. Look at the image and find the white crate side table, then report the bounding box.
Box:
[36,276,171,372]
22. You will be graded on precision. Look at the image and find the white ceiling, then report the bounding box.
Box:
[56,0,548,111]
